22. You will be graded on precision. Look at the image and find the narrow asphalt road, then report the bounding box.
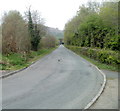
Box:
[2,45,104,109]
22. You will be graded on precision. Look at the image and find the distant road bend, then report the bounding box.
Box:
[2,45,104,109]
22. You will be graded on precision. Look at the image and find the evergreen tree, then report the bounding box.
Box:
[33,24,41,51]
[28,9,34,50]
[28,9,41,51]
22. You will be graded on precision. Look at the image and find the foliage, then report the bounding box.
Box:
[0,48,56,70]
[64,2,119,51]
[66,46,119,67]
[28,9,42,51]
[2,11,31,54]
[40,35,56,48]
[1,9,59,70]
[75,51,118,71]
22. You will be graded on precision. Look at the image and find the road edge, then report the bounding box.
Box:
[84,65,106,109]
[65,46,107,110]
[0,60,37,79]
[0,48,57,79]
[1,46,107,110]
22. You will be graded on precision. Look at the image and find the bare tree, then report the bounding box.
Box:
[2,11,31,54]
[40,35,56,48]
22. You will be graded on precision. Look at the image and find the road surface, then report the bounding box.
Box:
[2,45,103,109]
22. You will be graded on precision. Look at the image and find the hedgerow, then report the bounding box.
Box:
[66,46,119,66]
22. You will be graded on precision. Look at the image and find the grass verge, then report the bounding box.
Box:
[0,47,56,71]
[65,46,118,71]
[79,54,118,71]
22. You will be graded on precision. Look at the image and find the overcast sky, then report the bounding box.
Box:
[0,0,106,30]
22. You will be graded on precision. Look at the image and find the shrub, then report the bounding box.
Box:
[66,46,119,66]
[7,53,26,65]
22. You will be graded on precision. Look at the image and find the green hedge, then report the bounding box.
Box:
[66,46,119,66]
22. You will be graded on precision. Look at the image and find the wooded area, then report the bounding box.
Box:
[64,2,119,51]
[0,9,58,70]
[64,2,119,69]
[1,9,57,55]
[0,1,119,71]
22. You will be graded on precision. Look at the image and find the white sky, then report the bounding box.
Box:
[0,0,104,30]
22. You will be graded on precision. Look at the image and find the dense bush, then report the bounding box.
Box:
[66,46,119,66]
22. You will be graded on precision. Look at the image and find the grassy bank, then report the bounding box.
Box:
[79,54,118,71]
[0,48,56,70]
[66,46,118,71]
